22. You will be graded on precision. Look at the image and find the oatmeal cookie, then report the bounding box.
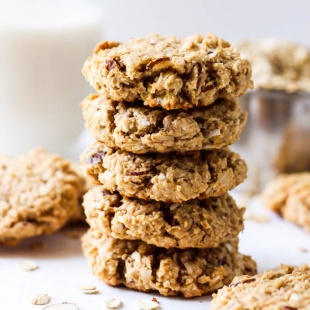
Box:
[238,40,310,92]
[263,173,310,231]
[83,186,244,249]
[83,33,253,110]
[81,94,247,154]
[81,142,247,202]
[0,149,87,246]
[82,230,257,297]
[211,264,310,310]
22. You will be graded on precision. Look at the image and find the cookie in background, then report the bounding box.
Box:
[0,149,89,246]
[263,172,310,232]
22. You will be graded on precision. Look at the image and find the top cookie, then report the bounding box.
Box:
[83,33,253,110]
[0,149,87,246]
[211,264,310,310]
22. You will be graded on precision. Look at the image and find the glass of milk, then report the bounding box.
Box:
[0,0,103,159]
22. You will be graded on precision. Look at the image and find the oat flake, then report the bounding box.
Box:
[104,298,122,309]
[42,303,79,310]
[32,293,50,305]
[76,285,98,294]
[135,299,160,310]
[18,260,39,271]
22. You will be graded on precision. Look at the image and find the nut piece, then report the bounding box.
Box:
[76,285,98,294]
[32,293,50,305]
[104,298,122,309]
[42,303,79,310]
[18,260,39,271]
[135,299,160,310]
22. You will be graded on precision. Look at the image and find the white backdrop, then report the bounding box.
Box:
[95,0,310,45]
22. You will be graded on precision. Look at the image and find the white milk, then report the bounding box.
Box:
[0,0,102,158]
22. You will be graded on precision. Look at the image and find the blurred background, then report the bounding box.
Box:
[98,0,310,45]
[1,0,310,191]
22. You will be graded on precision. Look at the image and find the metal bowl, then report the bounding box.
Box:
[232,90,310,193]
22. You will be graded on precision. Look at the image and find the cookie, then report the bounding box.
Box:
[83,33,253,110]
[82,229,257,297]
[211,264,310,310]
[81,142,247,203]
[238,40,310,92]
[81,94,247,154]
[83,186,244,249]
[263,173,310,231]
[0,149,87,246]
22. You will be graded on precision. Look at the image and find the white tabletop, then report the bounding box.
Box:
[0,194,309,310]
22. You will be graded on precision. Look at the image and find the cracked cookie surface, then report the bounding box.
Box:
[82,229,257,297]
[83,186,244,249]
[81,94,247,154]
[0,149,87,246]
[211,264,310,310]
[263,173,310,231]
[81,142,247,202]
[83,33,253,110]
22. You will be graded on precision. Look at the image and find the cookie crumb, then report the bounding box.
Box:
[300,247,309,253]
[76,285,98,294]
[104,298,122,309]
[135,299,160,310]
[18,260,39,271]
[42,303,78,310]
[32,293,50,305]
[151,298,159,304]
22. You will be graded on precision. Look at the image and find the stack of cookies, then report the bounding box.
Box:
[80,33,257,297]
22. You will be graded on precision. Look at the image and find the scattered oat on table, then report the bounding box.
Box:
[18,260,39,271]
[76,285,98,294]
[135,299,160,310]
[300,247,309,253]
[32,293,50,305]
[42,303,79,310]
[104,298,122,309]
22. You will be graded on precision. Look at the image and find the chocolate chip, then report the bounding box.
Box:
[181,90,192,106]
[106,59,116,70]
[196,63,202,90]
[177,259,187,274]
[149,115,165,134]
[201,85,215,92]
[102,189,111,196]
[85,151,106,165]
[163,210,179,226]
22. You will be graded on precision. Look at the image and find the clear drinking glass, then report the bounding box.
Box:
[233,90,310,193]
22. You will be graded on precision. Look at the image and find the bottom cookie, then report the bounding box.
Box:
[211,264,310,310]
[82,229,257,298]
